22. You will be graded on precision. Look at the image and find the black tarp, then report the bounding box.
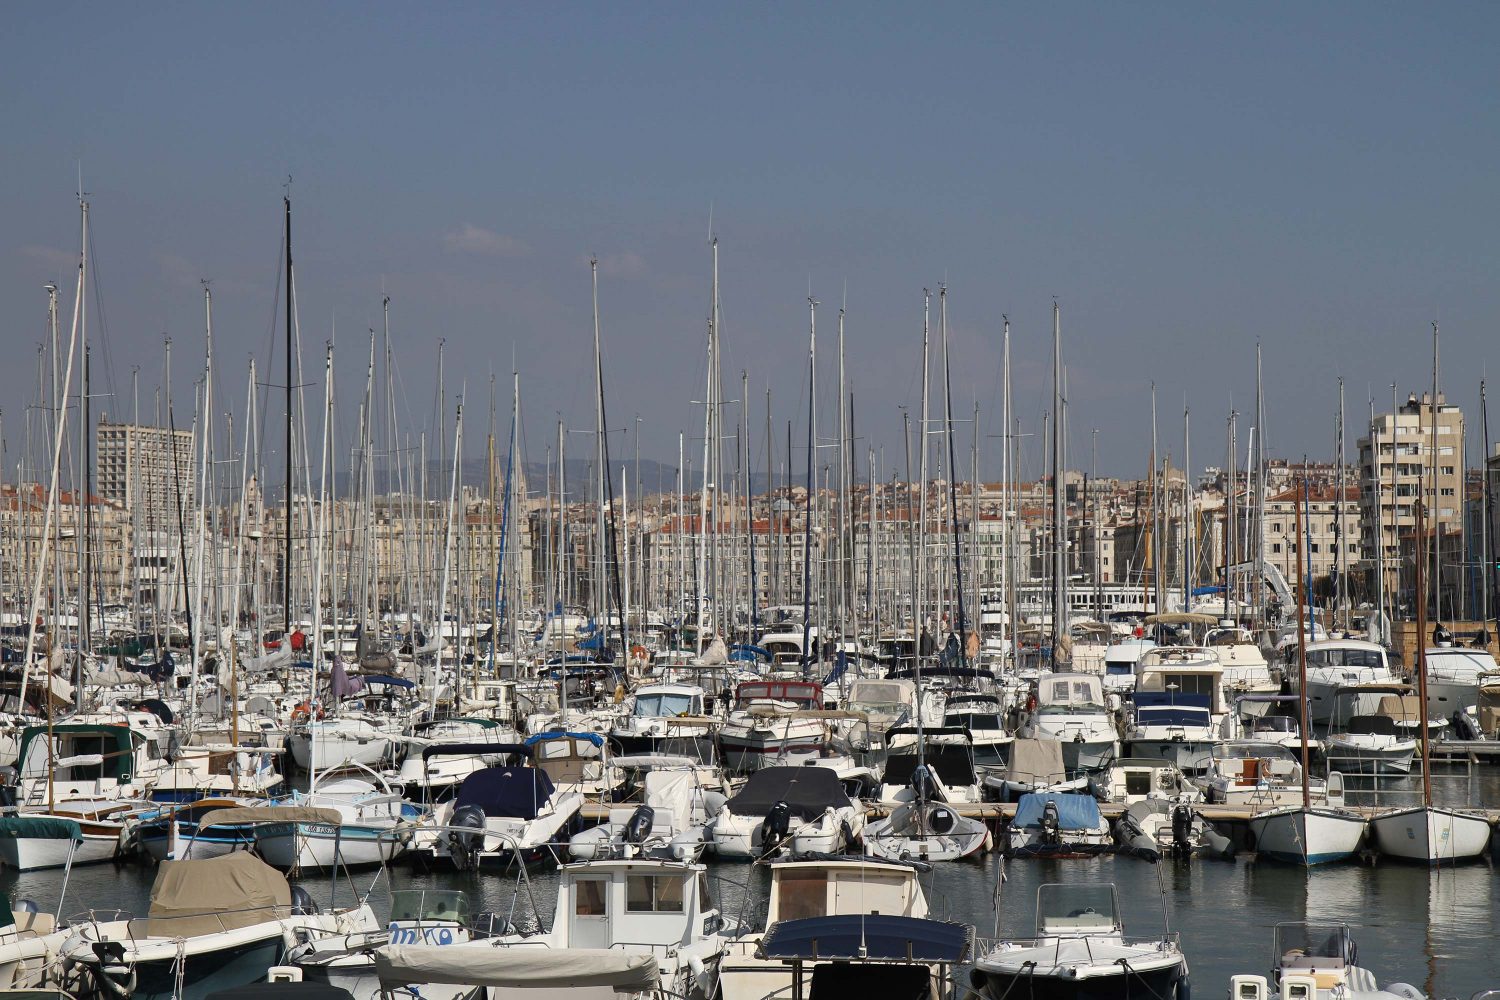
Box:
[723,766,849,820]
[454,766,557,820]
[880,745,977,788]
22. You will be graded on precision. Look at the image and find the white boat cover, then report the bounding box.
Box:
[374,944,658,992]
[644,770,696,827]
[145,852,291,937]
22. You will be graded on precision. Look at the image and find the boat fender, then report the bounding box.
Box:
[624,805,655,845]
[1385,985,1424,1000]
[1175,974,1190,1000]
[290,884,321,916]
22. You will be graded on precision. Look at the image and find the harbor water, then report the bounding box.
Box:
[4,768,1496,997]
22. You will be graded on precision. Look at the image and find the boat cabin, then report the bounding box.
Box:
[14,723,158,802]
[734,681,823,711]
[765,858,928,923]
[550,860,720,950]
[1036,674,1107,711]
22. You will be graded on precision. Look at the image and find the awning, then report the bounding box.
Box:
[194,806,344,830]
[758,914,971,964]
[374,944,658,992]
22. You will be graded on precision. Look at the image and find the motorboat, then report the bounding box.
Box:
[287,715,396,773]
[1229,922,1428,1000]
[388,717,516,800]
[1004,793,1113,857]
[1323,715,1416,775]
[1116,800,1233,859]
[875,737,984,805]
[1123,646,1225,774]
[370,943,656,1000]
[128,797,265,862]
[1195,742,1345,808]
[608,682,711,754]
[970,881,1189,1000]
[938,692,1013,766]
[717,855,934,1000]
[718,680,828,773]
[1248,806,1366,865]
[1422,645,1500,721]
[755,910,971,1000]
[710,766,864,859]
[1102,637,1155,697]
[1089,758,1200,805]
[59,851,379,1000]
[0,817,78,989]
[527,730,611,797]
[483,859,727,1000]
[1205,624,1279,714]
[1018,674,1118,774]
[250,773,421,870]
[982,737,1090,802]
[425,759,584,868]
[839,677,918,762]
[1296,640,1397,724]
[569,767,726,862]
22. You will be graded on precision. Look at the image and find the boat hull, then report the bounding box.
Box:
[1249,807,1366,865]
[255,823,407,870]
[1369,806,1492,863]
[972,962,1184,1000]
[131,934,284,1000]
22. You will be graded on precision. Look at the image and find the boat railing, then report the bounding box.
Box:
[973,932,1179,969]
[67,902,299,942]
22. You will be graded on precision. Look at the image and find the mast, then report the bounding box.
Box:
[1295,479,1311,809]
[940,287,968,666]
[283,195,294,640]
[1483,381,1496,631]
[1370,393,1385,640]
[799,296,817,673]
[1003,318,1019,660]
[1430,323,1442,622]
[1184,405,1192,611]
[1336,378,1348,630]
[916,291,931,659]
[1414,501,1433,806]
[1051,302,1065,659]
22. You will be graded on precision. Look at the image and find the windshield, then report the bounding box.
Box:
[634,692,695,717]
[1036,883,1120,935]
[389,889,470,924]
[1251,717,1296,733]
[1307,647,1384,668]
[1274,923,1351,966]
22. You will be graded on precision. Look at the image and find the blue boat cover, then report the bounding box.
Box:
[523,731,605,748]
[1133,691,1211,726]
[361,674,415,689]
[1013,793,1103,830]
[759,914,971,963]
[455,766,556,820]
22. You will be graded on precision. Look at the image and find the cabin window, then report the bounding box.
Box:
[777,870,828,920]
[575,879,607,916]
[627,875,685,913]
[1125,771,1151,797]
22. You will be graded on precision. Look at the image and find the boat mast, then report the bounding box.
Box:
[1414,501,1433,806]
[283,194,294,643]
[941,287,968,667]
[917,292,931,660]
[1336,378,1348,630]
[1294,479,1311,810]
[1429,323,1442,622]
[1482,381,1496,630]
[799,296,818,674]
[1051,302,1065,661]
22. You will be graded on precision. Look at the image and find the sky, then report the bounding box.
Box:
[4,4,1499,489]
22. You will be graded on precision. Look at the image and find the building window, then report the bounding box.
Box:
[1272,543,1282,553]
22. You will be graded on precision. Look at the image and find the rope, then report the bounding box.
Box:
[1115,957,1176,1000]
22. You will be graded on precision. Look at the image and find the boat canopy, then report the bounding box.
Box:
[759,914,971,964]
[195,806,345,829]
[524,730,605,748]
[1004,738,1067,784]
[724,766,849,821]
[454,766,557,820]
[881,744,977,788]
[145,852,292,937]
[1145,612,1219,625]
[359,674,415,689]
[0,816,83,842]
[1343,715,1400,736]
[1013,793,1103,830]
[375,944,657,992]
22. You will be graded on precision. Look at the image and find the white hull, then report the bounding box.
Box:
[1249,807,1366,865]
[0,832,117,871]
[255,824,408,870]
[1370,806,1491,863]
[289,732,393,771]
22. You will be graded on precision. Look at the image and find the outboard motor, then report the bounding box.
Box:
[448,803,488,871]
[1040,800,1061,847]
[623,804,655,847]
[91,940,135,997]
[289,884,321,916]
[911,764,938,805]
[1451,709,1481,742]
[759,800,792,858]
[1171,804,1194,857]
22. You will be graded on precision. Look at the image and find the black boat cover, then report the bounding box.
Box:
[454,766,557,820]
[724,766,848,820]
[759,914,971,963]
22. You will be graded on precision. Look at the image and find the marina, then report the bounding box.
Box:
[6,5,1500,999]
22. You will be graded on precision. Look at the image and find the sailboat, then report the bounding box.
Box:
[1369,501,1491,863]
[1249,480,1366,865]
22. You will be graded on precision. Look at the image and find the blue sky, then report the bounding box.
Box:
[4,4,1498,484]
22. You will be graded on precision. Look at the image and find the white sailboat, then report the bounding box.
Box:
[1370,501,1491,864]
[1250,481,1365,866]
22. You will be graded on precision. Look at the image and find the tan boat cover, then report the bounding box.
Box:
[145,852,291,937]
[375,944,658,991]
[194,806,344,830]
[1006,737,1067,784]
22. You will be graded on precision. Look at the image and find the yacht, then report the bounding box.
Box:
[939,692,1013,766]
[1195,742,1346,808]
[710,765,864,859]
[1004,792,1112,856]
[1422,644,1500,721]
[569,766,726,862]
[971,882,1188,1000]
[253,775,420,870]
[1296,640,1396,724]
[1323,715,1416,775]
[425,760,584,868]
[608,681,710,754]
[1018,673,1118,774]
[1205,624,1279,714]
[1123,646,1225,774]
[718,855,934,1000]
[1102,637,1155,697]
[1089,757,1200,805]
[718,680,828,773]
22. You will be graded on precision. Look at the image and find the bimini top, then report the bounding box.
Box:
[455,766,557,820]
[375,944,657,992]
[724,766,849,821]
[1013,793,1103,831]
[759,914,971,964]
[524,730,605,749]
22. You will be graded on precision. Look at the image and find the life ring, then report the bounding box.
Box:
[291,701,324,723]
